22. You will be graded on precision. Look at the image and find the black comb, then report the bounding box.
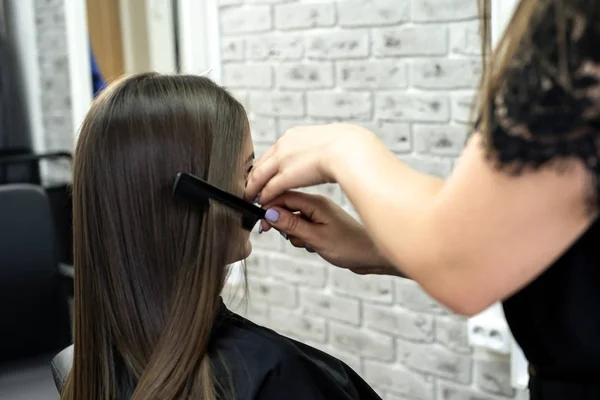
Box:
[173,172,266,231]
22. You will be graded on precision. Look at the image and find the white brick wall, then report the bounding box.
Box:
[220,1,526,399]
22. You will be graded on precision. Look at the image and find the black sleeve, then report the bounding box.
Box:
[254,354,380,400]
[482,0,600,203]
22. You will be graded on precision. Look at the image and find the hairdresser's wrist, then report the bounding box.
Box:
[370,250,408,278]
[349,255,408,278]
[344,238,408,278]
[325,124,378,184]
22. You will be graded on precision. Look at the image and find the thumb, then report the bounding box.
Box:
[264,207,315,242]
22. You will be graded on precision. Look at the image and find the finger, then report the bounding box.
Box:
[263,206,318,243]
[259,165,319,205]
[245,154,280,201]
[288,235,317,253]
[263,191,328,224]
[250,145,276,180]
[260,206,309,234]
[260,219,273,233]
[288,236,305,248]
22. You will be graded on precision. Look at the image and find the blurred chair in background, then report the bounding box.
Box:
[0,184,73,399]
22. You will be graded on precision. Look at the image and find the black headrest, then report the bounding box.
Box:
[51,345,73,393]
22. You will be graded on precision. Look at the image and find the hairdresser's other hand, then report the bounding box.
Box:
[246,123,373,204]
[260,191,403,277]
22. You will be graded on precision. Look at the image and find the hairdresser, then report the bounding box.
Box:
[246,1,599,399]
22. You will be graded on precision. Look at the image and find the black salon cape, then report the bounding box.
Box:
[210,302,381,400]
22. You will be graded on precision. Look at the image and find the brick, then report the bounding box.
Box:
[220,6,272,34]
[278,118,308,135]
[219,0,243,5]
[225,298,270,326]
[362,120,411,153]
[475,359,516,398]
[222,63,273,89]
[331,268,393,303]
[275,2,335,30]
[515,390,530,400]
[436,315,473,355]
[248,278,297,308]
[364,304,435,343]
[228,89,248,106]
[250,226,282,250]
[386,393,414,400]
[279,242,324,264]
[413,123,469,156]
[412,0,479,22]
[452,91,476,123]
[307,92,371,119]
[373,26,447,57]
[395,279,449,314]
[364,360,434,400]
[438,381,505,400]
[300,289,361,325]
[248,91,305,117]
[35,4,66,32]
[247,34,305,60]
[246,302,270,326]
[249,116,278,143]
[330,321,394,361]
[35,0,66,10]
[338,60,408,90]
[245,251,270,276]
[451,21,482,55]
[246,0,295,3]
[276,62,334,89]
[397,340,472,384]
[411,58,482,89]
[221,37,245,61]
[269,307,327,342]
[299,183,345,205]
[338,0,409,27]
[399,154,454,178]
[269,254,327,287]
[307,30,370,60]
[375,92,450,122]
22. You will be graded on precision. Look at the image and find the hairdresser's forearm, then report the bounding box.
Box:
[331,131,445,281]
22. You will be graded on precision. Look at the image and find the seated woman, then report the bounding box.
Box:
[60,72,381,400]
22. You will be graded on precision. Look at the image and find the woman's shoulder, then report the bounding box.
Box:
[211,308,382,400]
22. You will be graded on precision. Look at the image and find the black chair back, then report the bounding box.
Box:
[0,151,73,265]
[0,185,71,362]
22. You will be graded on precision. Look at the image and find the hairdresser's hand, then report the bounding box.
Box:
[260,191,404,277]
[246,123,373,205]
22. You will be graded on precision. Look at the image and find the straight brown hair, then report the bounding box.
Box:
[475,0,546,141]
[62,73,249,400]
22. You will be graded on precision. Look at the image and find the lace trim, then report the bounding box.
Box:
[481,0,600,208]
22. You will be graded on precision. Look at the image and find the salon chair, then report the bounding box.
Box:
[0,185,72,399]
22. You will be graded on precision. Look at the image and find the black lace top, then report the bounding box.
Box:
[485,0,600,183]
[483,0,600,388]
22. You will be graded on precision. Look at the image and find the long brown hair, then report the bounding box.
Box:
[476,0,543,137]
[63,73,249,400]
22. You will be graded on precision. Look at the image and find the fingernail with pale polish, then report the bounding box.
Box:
[258,224,263,234]
[265,209,280,223]
[253,196,260,204]
[305,243,312,250]
[280,231,288,240]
